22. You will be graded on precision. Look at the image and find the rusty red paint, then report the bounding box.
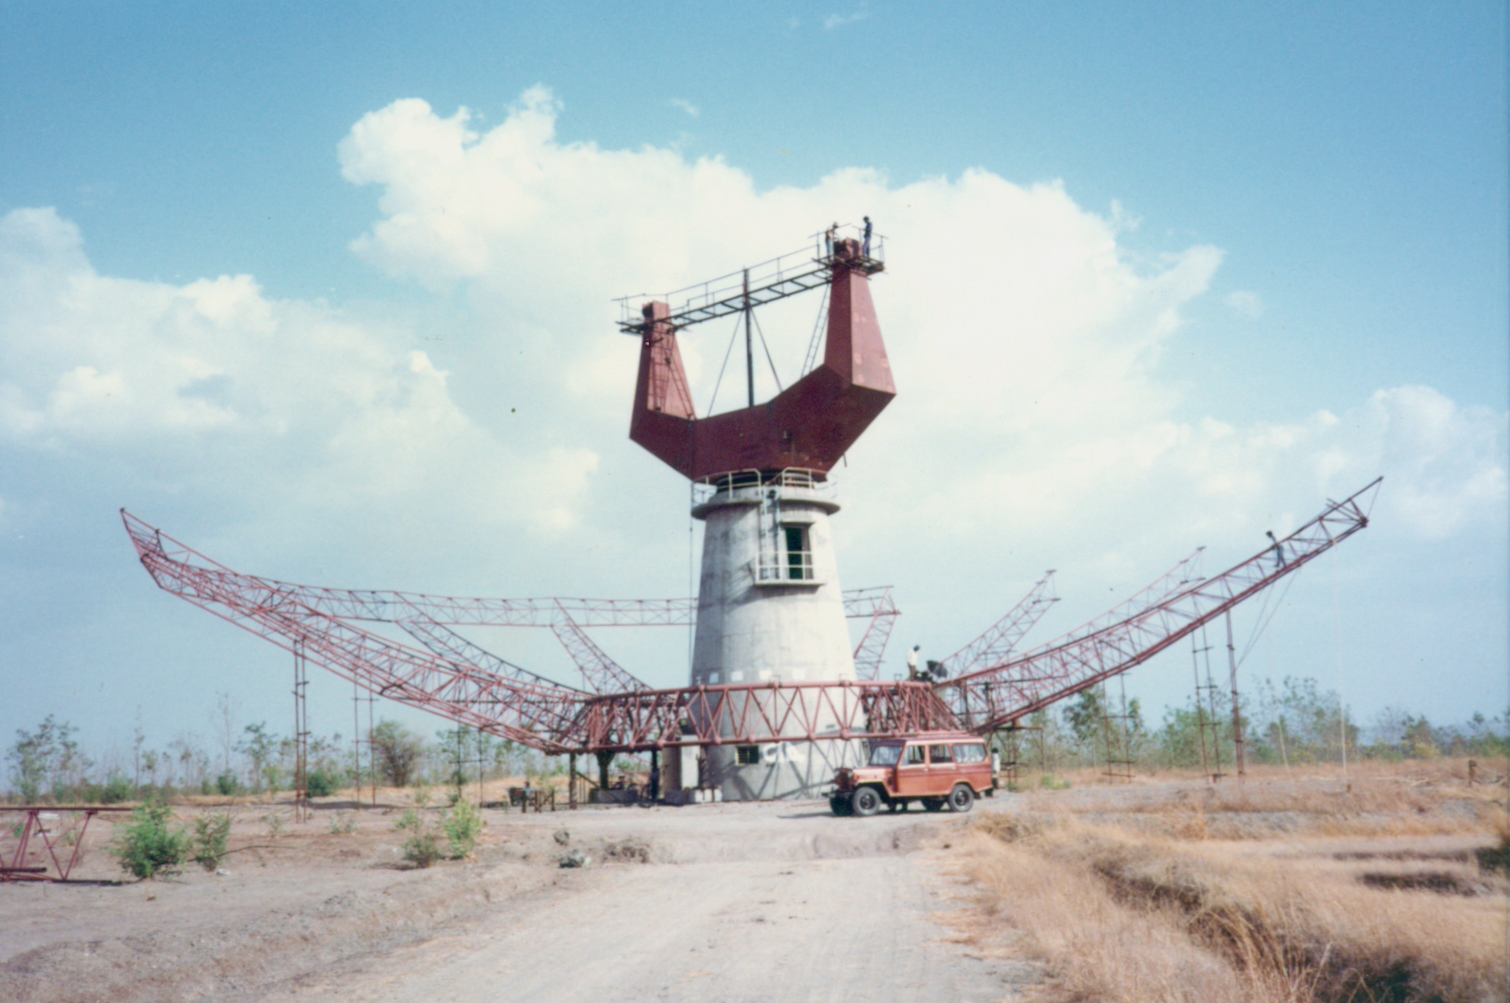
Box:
[121,479,1376,756]
[630,239,896,480]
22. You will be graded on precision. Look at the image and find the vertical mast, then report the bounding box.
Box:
[743,268,754,408]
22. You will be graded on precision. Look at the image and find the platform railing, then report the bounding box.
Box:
[690,468,837,507]
[756,551,815,582]
[615,224,884,333]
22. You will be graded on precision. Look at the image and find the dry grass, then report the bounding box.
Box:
[953,771,1509,1003]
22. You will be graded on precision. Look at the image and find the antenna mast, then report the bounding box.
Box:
[743,268,754,407]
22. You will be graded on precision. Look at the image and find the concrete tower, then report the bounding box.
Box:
[628,236,895,800]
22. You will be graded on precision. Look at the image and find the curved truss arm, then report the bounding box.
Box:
[550,600,651,693]
[937,571,1058,678]
[937,478,1381,732]
[123,479,1376,754]
[843,586,900,680]
[122,512,591,751]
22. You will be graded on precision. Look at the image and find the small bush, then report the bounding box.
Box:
[402,828,442,868]
[329,810,357,835]
[215,772,241,797]
[262,812,287,838]
[101,773,135,804]
[305,767,340,798]
[192,811,232,871]
[442,800,485,859]
[393,805,459,867]
[112,801,189,879]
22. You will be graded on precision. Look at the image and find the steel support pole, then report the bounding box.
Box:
[1226,610,1246,779]
[293,638,309,823]
[743,268,754,407]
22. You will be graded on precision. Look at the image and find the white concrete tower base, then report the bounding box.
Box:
[684,472,864,800]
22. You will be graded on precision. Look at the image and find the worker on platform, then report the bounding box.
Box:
[824,221,838,257]
[862,216,873,256]
[907,643,921,680]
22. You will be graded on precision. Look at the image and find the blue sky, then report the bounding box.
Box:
[2,3,1505,766]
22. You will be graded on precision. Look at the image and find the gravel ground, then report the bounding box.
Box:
[1,794,1036,1003]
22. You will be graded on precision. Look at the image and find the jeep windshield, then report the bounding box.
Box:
[867,743,903,766]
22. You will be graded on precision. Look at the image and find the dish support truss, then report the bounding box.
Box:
[122,478,1377,755]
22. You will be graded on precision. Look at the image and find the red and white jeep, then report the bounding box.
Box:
[830,731,995,816]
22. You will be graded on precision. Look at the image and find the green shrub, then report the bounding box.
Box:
[393,805,461,867]
[328,810,357,835]
[442,800,485,859]
[305,767,340,798]
[101,773,135,804]
[402,828,442,868]
[192,811,232,871]
[215,772,241,797]
[112,801,189,879]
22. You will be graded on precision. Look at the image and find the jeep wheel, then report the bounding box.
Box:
[829,794,853,817]
[852,786,883,817]
[948,784,975,813]
[921,797,944,812]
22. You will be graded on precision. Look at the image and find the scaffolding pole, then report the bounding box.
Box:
[1099,677,1136,783]
[1191,624,1226,782]
[1226,610,1247,781]
[293,638,310,823]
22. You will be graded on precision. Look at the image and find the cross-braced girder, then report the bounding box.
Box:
[122,478,1377,756]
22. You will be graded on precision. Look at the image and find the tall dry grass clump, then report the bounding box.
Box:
[961,776,1508,1003]
[964,817,1299,1003]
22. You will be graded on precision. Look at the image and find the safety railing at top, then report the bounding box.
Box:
[615,223,884,333]
[690,468,838,508]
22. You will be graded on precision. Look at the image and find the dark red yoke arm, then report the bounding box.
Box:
[629,240,896,480]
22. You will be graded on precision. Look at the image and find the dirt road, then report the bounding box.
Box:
[2,796,1036,1003]
[251,800,1030,1003]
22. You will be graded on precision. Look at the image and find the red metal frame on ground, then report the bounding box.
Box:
[1,806,131,881]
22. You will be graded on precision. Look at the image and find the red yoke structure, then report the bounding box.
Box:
[630,239,895,480]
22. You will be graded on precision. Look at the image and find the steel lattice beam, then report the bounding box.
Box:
[937,479,1381,732]
[122,477,1378,755]
[937,571,1058,678]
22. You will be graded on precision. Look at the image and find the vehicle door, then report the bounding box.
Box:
[952,742,990,792]
[926,743,956,795]
[893,742,930,796]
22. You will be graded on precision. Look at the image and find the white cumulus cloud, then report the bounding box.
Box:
[0,205,597,548]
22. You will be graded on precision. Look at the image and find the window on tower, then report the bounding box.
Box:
[735,745,761,765]
[782,525,812,580]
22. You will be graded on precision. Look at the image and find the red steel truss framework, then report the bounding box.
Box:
[122,478,1377,754]
[936,570,1059,678]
